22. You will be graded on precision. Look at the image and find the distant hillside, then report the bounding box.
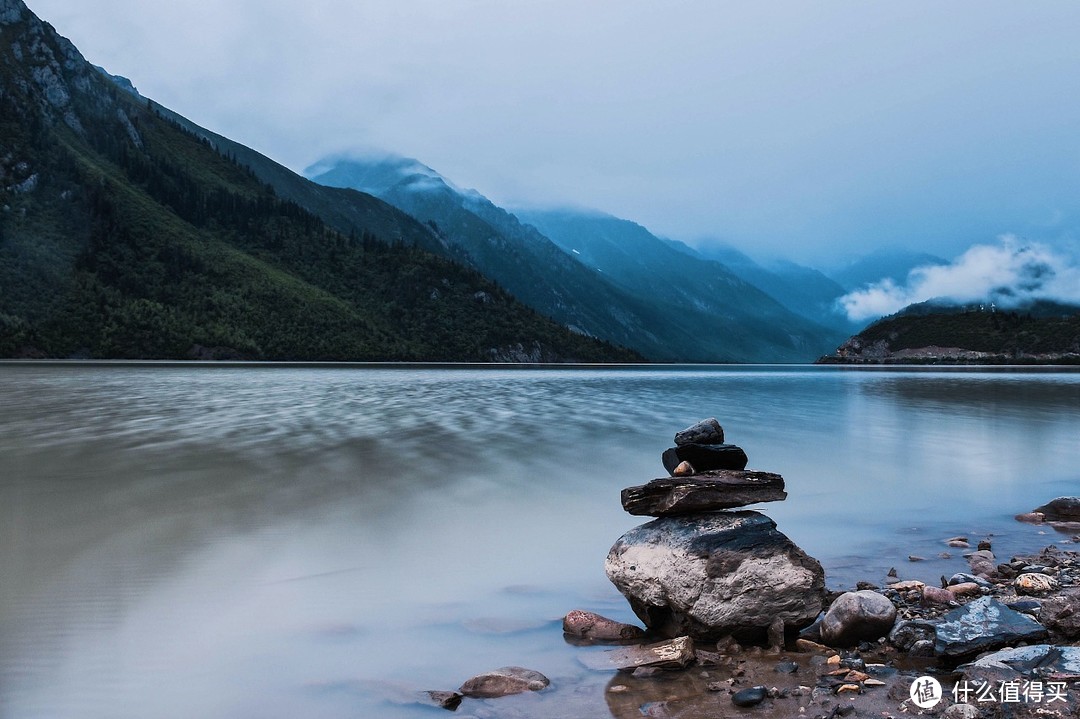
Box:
[0,0,638,362]
[516,209,848,361]
[818,305,1080,364]
[827,248,948,291]
[676,240,855,332]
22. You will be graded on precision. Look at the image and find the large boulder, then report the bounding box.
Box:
[605,511,825,641]
[661,444,748,475]
[620,470,787,516]
[819,590,897,647]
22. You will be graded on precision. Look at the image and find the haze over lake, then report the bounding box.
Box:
[2,364,1078,718]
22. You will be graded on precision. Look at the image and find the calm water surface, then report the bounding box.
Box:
[1,364,1078,718]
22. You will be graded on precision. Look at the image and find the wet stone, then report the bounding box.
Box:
[459,667,550,698]
[661,444,748,475]
[562,609,645,642]
[620,470,787,516]
[674,418,725,446]
[731,686,767,707]
[934,596,1049,659]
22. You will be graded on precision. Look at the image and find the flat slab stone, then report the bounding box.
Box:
[934,596,1049,659]
[563,609,645,641]
[661,444,748,475]
[578,636,696,671]
[621,470,787,516]
[966,644,1080,678]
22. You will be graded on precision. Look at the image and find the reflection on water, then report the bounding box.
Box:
[1,365,1078,718]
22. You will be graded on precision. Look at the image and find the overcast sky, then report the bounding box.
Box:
[24,0,1080,266]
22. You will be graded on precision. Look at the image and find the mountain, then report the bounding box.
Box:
[827,248,949,291]
[307,155,840,362]
[818,302,1080,364]
[0,0,637,362]
[672,240,855,333]
[515,208,848,360]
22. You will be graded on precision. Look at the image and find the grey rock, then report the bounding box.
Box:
[661,444,748,475]
[605,511,825,641]
[965,643,1080,677]
[459,667,549,698]
[1034,497,1080,522]
[942,704,980,719]
[731,686,767,707]
[562,609,645,642]
[888,618,937,651]
[933,596,1049,659]
[948,573,993,588]
[674,418,725,446]
[820,590,897,647]
[577,635,696,671]
[965,549,996,577]
[1039,589,1080,639]
[620,470,787,516]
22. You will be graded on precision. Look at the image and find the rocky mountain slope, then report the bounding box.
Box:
[0,0,637,362]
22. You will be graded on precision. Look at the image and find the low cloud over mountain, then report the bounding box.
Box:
[839,237,1080,322]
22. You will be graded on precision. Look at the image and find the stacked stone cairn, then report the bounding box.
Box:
[603,419,826,644]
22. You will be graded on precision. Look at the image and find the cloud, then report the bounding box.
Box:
[839,236,1080,322]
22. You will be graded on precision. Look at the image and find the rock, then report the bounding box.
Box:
[945,582,981,597]
[620,470,787,516]
[766,617,785,651]
[947,539,971,548]
[1034,497,1080,522]
[423,691,463,710]
[977,540,992,551]
[577,635,696,671]
[562,610,645,641]
[774,660,798,673]
[1016,511,1046,524]
[819,590,897,647]
[948,573,993,588]
[1015,572,1058,595]
[908,555,926,562]
[605,511,825,641]
[965,643,1080,677]
[672,461,695,477]
[731,686,767,707]
[674,418,725,446]
[887,580,925,591]
[1039,589,1080,639]
[888,619,936,651]
[933,596,1049,659]
[1008,599,1042,614]
[922,585,956,605]
[661,444,748,475]
[795,638,830,653]
[458,667,550,697]
[943,704,980,719]
[965,549,996,576]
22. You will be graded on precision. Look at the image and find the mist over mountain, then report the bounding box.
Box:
[307,154,843,362]
[0,0,635,362]
[827,247,949,292]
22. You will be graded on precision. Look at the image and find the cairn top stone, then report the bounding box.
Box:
[674,418,724,446]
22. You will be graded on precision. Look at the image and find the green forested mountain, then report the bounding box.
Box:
[0,0,638,362]
[818,304,1080,364]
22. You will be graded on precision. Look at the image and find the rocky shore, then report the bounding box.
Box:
[396,420,1080,718]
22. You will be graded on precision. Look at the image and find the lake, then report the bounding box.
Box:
[1,364,1078,718]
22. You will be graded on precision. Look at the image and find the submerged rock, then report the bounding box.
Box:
[422,690,463,711]
[605,511,825,641]
[674,418,725,446]
[819,590,897,647]
[661,444,748,475]
[562,610,645,642]
[578,635,696,671]
[459,666,550,698]
[731,685,767,707]
[620,470,787,516]
[933,596,1049,659]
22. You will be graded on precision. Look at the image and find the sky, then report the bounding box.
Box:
[23,0,1080,271]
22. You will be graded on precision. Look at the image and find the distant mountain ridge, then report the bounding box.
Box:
[0,0,636,362]
[307,154,844,362]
